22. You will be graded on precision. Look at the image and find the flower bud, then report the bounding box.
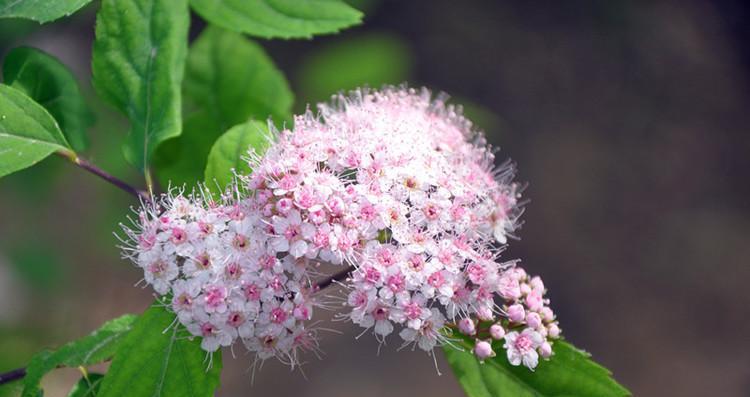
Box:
[489,323,505,340]
[540,307,554,322]
[529,276,544,292]
[526,312,542,329]
[457,318,476,335]
[540,341,553,358]
[547,323,561,338]
[476,306,495,321]
[507,303,525,323]
[474,340,495,361]
[525,291,543,311]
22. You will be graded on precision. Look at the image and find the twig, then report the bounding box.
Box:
[315,265,355,291]
[58,151,151,202]
[0,367,26,385]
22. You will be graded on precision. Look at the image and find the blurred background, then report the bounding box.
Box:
[1,0,749,396]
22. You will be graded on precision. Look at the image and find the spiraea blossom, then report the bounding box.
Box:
[121,191,320,367]
[121,86,560,371]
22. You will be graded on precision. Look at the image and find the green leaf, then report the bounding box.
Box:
[21,315,137,397]
[0,0,92,23]
[155,25,292,187]
[3,46,94,152]
[443,338,630,397]
[67,373,104,397]
[91,0,189,172]
[0,84,71,178]
[184,26,293,128]
[190,0,362,39]
[205,120,268,191]
[297,33,412,106]
[98,304,222,397]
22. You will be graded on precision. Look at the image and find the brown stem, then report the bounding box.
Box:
[59,151,151,202]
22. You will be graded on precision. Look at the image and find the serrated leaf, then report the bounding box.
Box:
[297,33,412,105]
[21,315,137,397]
[444,337,630,397]
[98,304,222,397]
[0,0,92,23]
[155,25,291,187]
[91,0,189,172]
[0,84,71,178]
[184,26,293,127]
[205,120,268,192]
[3,46,94,152]
[67,373,104,397]
[190,0,362,39]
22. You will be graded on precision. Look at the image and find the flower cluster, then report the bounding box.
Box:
[459,267,561,369]
[121,86,561,371]
[242,87,559,368]
[121,191,319,367]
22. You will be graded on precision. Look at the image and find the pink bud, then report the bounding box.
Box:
[526,312,542,329]
[473,340,495,361]
[540,307,554,322]
[529,276,544,291]
[497,275,521,300]
[548,323,561,338]
[476,306,495,321]
[520,283,532,295]
[525,291,543,311]
[489,324,505,340]
[540,341,553,358]
[507,304,525,323]
[457,318,476,335]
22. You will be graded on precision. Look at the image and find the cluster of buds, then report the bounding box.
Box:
[458,267,560,369]
[121,87,560,370]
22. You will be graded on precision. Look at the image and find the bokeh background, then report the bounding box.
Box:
[1,0,749,396]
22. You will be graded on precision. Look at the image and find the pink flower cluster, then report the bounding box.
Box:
[243,87,558,368]
[121,192,319,366]
[460,267,561,369]
[121,87,560,370]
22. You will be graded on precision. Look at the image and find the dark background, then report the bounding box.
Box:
[1,1,749,396]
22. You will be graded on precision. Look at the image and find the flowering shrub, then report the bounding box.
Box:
[0,1,629,396]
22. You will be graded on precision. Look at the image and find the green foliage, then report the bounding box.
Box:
[0,0,91,23]
[190,0,362,39]
[156,26,292,187]
[98,304,222,397]
[0,84,72,178]
[443,337,631,397]
[21,315,137,397]
[205,120,269,192]
[154,111,222,188]
[185,26,294,127]
[67,373,104,397]
[91,0,189,173]
[3,46,94,152]
[297,32,412,105]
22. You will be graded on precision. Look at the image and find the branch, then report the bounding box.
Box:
[58,151,151,202]
[315,265,355,291]
[0,367,25,385]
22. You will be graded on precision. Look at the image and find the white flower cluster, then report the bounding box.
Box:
[122,192,318,366]
[122,87,561,370]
